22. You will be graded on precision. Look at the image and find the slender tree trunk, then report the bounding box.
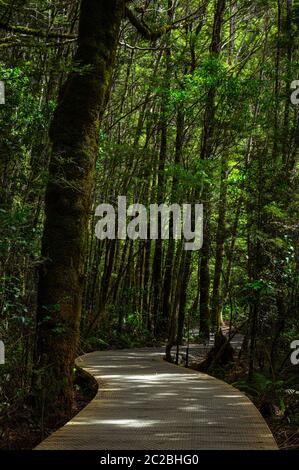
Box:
[199,0,226,337]
[223,195,243,303]
[211,153,228,331]
[165,244,184,361]
[163,107,185,337]
[151,44,171,337]
[176,251,192,345]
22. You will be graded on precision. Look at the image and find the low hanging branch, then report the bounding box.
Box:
[0,21,77,39]
[119,41,165,51]
[0,38,77,49]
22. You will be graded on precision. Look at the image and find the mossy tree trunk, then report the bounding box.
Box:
[33,0,125,423]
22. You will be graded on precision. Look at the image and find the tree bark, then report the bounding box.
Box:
[33,0,125,423]
[211,153,228,331]
[199,0,226,337]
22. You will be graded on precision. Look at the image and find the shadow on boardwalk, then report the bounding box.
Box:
[36,348,278,450]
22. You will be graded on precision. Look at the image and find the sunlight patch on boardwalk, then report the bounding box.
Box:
[36,348,278,450]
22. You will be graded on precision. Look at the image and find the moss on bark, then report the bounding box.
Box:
[33,0,125,423]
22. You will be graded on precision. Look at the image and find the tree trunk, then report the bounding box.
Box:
[163,107,185,338]
[199,0,226,338]
[211,153,228,331]
[33,0,125,423]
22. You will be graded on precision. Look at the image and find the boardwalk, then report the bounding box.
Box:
[36,348,277,450]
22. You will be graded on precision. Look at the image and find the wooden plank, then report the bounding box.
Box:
[36,347,278,450]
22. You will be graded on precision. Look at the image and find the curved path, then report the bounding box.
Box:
[36,347,277,450]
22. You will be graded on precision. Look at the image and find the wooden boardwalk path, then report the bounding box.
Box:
[36,347,277,450]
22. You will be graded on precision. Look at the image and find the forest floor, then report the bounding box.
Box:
[0,366,98,450]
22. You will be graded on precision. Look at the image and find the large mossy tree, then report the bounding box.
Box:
[33,0,126,422]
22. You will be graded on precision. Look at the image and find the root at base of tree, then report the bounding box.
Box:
[196,330,235,373]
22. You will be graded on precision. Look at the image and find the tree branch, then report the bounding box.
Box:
[125,6,200,41]
[119,40,165,51]
[125,7,166,40]
[0,22,77,40]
